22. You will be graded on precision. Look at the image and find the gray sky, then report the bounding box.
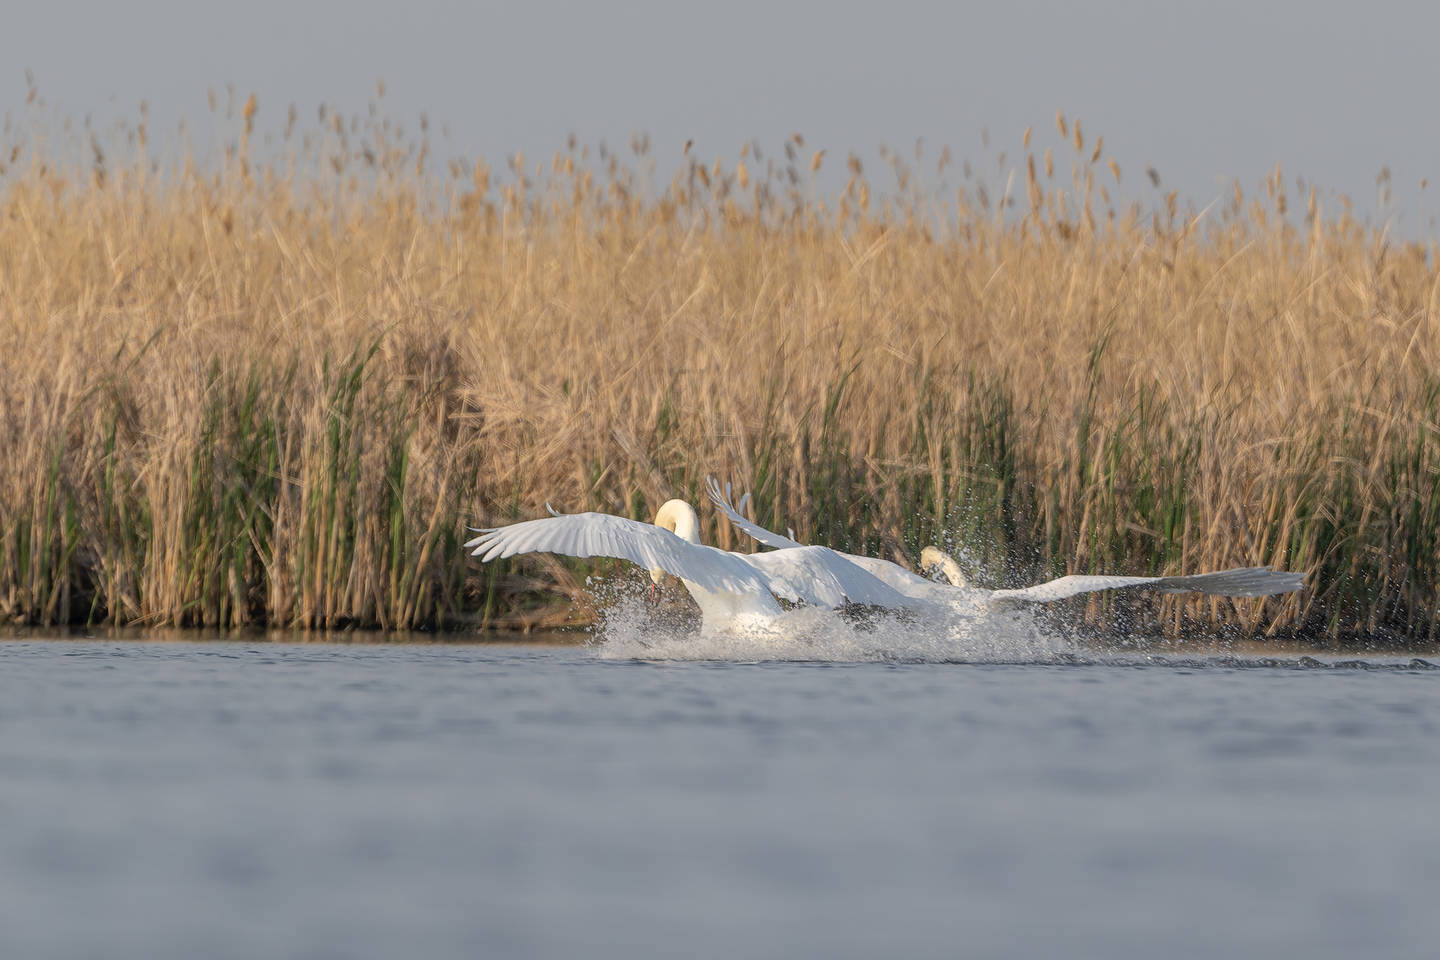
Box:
[5,0,1438,231]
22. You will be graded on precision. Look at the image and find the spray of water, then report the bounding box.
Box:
[576,571,1439,668]
[587,583,1079,663]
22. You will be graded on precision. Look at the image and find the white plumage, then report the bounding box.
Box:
[703,477,1305,606]
[464,496,923,632]
[987,567,1304,603]
[465,478,1304,635]
[467,510,771,597]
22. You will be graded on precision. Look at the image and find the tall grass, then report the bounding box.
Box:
[1,97,1436,642]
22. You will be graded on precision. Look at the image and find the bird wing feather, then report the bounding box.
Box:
[464,513,772,595]
[833,553,955,601]
[705,477,805,549]
[739,546,920,609]
[988,566,1304,604]
[707,476,947,603]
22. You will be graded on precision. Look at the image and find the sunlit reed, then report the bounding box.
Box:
[0,98,1436,642]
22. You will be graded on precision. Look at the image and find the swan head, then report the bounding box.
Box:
[650,499,701,586]
[920,545,969,588]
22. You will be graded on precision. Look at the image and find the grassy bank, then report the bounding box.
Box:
[1,101,1437,642]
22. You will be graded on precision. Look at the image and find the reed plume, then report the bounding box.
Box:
[0,100,1436,644]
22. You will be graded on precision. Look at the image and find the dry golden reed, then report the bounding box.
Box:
[0,101,1437,643]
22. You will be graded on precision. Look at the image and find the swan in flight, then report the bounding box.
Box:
[701,478,1305,606]
[464,479,1303,634]
[464,496,920,633]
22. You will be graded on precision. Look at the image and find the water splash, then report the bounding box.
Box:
[579,578,1439,669]
[588,590,1079,663]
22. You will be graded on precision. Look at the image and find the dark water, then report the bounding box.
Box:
[1,636,1437,960]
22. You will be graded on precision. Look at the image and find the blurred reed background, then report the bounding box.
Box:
[1,88,1436,643]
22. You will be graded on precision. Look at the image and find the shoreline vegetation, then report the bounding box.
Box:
[2,95,1437,645]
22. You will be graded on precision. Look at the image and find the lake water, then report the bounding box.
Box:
[1,626,1437,960]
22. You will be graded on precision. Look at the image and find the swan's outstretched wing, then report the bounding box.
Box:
[706,476,1304,607]
[465,513,772,595]
[989,566,1304,604]
[739,545,922,609]
[705,477,804,549]
[834,553,957,602]
[706,477,948,603]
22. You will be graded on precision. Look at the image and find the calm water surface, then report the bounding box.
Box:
[1,635,1436,959]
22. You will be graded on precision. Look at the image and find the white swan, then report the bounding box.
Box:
[464,482,1303,636]
[702,478,1305,606]
[464,498,928,634]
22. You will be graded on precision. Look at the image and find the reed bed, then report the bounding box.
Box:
[1,98,1436,643]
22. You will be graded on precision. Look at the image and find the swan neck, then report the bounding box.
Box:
[653,499,701,544]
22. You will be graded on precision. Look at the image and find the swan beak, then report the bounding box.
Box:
[648,581,660,605]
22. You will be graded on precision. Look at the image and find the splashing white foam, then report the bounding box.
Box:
[586,586,1079,663]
